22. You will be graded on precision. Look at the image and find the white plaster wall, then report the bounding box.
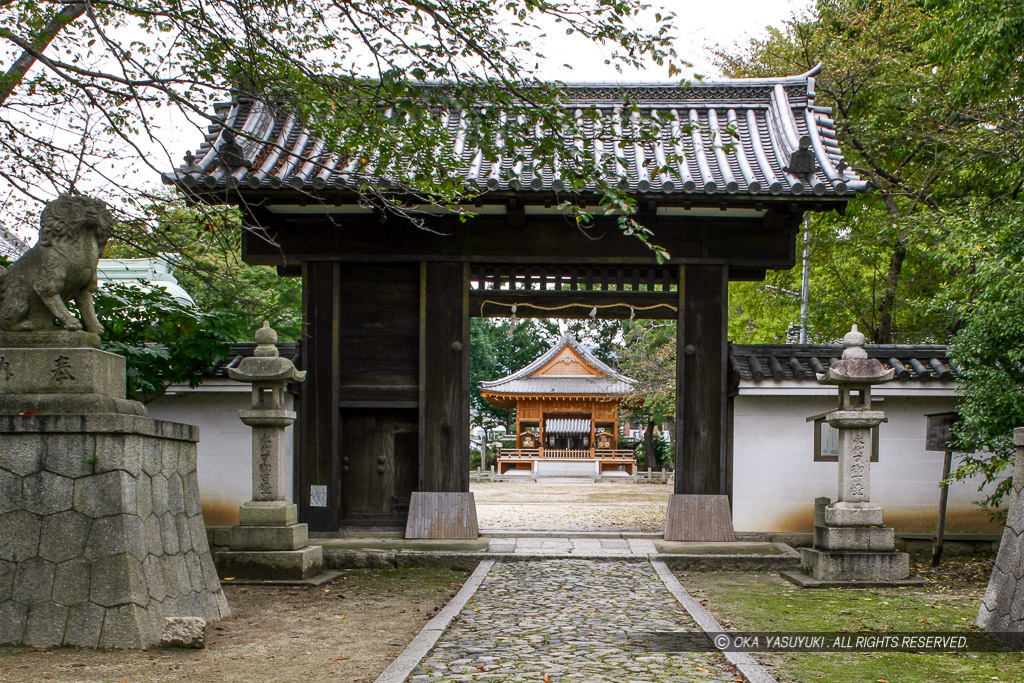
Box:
[146,384,295,525]
[732,385,1002,534]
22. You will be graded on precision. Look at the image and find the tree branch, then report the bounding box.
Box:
[0,1,87,107]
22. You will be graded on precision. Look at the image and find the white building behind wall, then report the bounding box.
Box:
[729,344,1004,536]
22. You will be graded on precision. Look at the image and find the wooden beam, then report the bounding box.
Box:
[299,261,341,531]
[242,212,801,269]
[675,264,729,495]
[418,262,471,492]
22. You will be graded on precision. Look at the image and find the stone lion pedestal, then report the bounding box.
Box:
[976,427,1024,646]
[0,333,229,648]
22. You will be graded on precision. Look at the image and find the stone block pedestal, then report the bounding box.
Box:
[215,546,325,582]
[781,517,922,588]
[0,347,145,416]
[0,414,229,648]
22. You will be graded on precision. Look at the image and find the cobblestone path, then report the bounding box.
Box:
[410,560,740,682]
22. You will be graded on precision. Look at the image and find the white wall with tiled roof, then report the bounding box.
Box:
[732,387,1005,536]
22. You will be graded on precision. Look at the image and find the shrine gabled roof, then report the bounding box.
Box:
[729,344,957,383]
[480,333,635,397]
[164,65,867,201]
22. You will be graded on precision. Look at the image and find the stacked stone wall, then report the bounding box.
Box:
[0,414,228,649]
[977,427,1024,645]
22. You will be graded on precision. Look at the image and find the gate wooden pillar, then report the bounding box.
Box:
[418,261,471,492]
[408,262,477,538]
[668,263,734,540]
[299,261,341,531]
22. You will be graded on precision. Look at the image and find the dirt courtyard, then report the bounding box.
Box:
[0,567,467,683]
[471,478,672,532]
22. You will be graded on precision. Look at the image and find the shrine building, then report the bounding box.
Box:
[166,65,868,538]
[480,333,637,478]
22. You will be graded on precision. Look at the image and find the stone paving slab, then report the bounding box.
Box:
[407,559,748,682]
[488,537,658,556]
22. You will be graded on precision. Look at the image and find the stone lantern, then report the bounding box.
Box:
[229,321,305,521]
[216,322,328,581]
[783,325,920,587]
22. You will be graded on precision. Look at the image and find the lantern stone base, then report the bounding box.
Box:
[781,523,923,587]
[214,546,325,581]
[799,546,909,581]
[814,524,894,551]
[228,523,309,551]
[217,501,327,580]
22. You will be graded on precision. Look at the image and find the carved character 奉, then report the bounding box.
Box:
[0,194,113,334]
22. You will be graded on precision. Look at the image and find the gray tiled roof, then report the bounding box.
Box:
[730,344,956,383]
[165,66,866,199]
[480,333,635,396]
[482,375,635,396]
[208,342,300,378]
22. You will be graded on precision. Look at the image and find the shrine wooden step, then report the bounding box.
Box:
[664,494,736,542]
[405,492,479,539]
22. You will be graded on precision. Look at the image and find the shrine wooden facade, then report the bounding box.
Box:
[480,333,637,477]
[168,66,867,531]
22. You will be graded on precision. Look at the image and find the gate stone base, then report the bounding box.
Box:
[664,494,736,542]
[405,492,479,539]
[0,414,229,649]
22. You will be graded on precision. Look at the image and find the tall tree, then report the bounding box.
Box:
[713,0,1017,344]
[712,0,1024,510]
[105,196,303,340]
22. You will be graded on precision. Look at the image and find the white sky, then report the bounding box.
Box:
[535,0,813,81]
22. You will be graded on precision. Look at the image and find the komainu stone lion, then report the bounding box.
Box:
[0,194,113,334]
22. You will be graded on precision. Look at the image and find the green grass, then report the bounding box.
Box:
[680,565,1024,683]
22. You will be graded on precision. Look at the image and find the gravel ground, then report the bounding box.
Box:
[471,480,671,532]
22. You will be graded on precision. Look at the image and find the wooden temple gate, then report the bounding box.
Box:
[169,67,866,535]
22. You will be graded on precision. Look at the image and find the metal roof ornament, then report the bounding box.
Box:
[784,136,820,177]
[217,130,251,170]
